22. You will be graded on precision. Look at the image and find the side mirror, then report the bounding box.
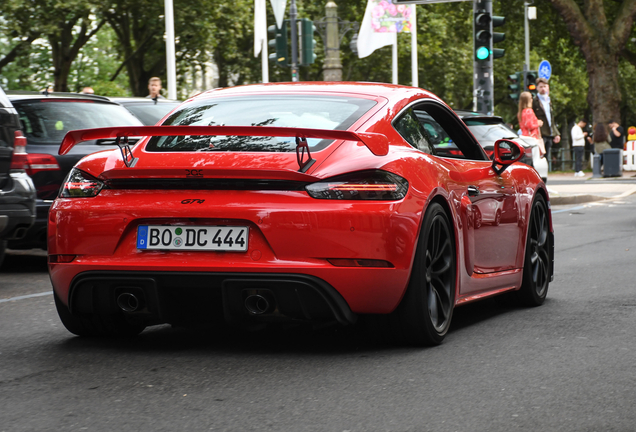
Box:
[492,139,524,175]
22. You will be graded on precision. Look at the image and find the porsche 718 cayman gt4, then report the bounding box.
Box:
[48,83,554,345]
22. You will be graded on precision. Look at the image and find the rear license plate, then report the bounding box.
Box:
[137,225,249,251]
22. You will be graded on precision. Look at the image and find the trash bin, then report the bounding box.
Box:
[603,148,623,177]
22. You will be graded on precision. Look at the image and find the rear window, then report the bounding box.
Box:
[464,119,518,143]
[146,96,377,152]
[123,102,180,125]
[14,100,143,144]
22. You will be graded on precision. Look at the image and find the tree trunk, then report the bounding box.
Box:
[550,0,636,125]
[585,45,621,124]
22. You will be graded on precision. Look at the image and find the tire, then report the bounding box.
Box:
[391,202,456,346]
[0,240,6,268]
[54,292,146,337]
[518,194,551,306]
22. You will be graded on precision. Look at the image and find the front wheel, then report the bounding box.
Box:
[391,202,456,346]
[518,194,551,306]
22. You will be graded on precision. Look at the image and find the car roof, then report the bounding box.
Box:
[192,81,440,103]
[104,97,181,105]
[6,91,120,104]
[453,109,505,123]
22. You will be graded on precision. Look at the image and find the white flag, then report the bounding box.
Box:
[357,0,397,59]
[270,0,287,29]
[254,0,267,57]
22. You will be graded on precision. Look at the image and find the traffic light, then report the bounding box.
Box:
[268,21,288,67]
[299,18,317,66]
[508,72,521,101]
[492,15,505,59]
[524,70,538,95]
[474,11,491,61]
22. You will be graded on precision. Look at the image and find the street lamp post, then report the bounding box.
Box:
[290,0,299,82]
[165,0,177,99]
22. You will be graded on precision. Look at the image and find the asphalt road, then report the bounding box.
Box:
[1,195,635,432]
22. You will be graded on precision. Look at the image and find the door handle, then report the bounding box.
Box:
[467,185,480,197]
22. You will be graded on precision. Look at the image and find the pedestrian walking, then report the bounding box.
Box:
[147,77,165,101]
[571,119,588,176]
[532,78,561,165]
[518,91,546,156]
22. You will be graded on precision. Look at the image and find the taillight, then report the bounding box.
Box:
[525,146,533,159]
[9,131,28,171]
[305,170,408,200]
[24,153,61,176]
[60,168,104,198]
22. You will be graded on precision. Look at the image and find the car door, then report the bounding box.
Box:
[406,102,522,275]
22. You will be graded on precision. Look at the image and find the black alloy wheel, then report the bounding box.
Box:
[518,194,550,306]
[392,202,456,346]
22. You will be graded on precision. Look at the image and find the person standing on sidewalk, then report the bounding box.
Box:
[609,120,625,149]
[571,119,588,176]
[532,78,561,165]
[518,91,546,156]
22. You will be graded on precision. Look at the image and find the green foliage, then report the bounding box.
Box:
[0,0,634,136]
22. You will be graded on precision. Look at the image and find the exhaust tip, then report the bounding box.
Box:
[244,294,273,315]
[117,292,141,312]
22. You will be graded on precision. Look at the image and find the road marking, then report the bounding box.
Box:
[0,291,52,303]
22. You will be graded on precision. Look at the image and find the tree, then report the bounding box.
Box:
[549,0,636,124]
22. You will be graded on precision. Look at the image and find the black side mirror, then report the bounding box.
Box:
[492,139,524,175]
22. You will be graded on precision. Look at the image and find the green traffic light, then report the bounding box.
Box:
[476,46,490,60]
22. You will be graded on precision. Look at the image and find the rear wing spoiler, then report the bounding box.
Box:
[59,125,389,157]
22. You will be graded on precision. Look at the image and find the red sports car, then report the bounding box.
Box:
[48,82,554,345]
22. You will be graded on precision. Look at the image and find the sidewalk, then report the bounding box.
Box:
[547,170,636,205]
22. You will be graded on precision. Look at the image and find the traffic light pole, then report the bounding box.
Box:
[290,0,299,82]
[473,0,494,115]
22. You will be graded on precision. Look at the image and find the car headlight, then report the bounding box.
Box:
[60,168,105,198]
[305,170,408,200]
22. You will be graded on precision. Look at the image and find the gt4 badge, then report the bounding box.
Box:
[181,199,205,204]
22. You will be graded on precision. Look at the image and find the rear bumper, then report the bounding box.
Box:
[64,271,357,326]
[0,172,36,240]
[7,198,48,248]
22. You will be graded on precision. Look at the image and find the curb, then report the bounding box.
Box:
[549,195,609,205]
[549,185,636,205]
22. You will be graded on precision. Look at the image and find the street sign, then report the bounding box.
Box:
[538,60,551,80]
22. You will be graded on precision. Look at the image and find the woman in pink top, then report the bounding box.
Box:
[517,91,545,156]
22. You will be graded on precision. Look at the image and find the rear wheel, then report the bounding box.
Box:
[54,292,146,337]
[518,194,550,306]
[391,202,456,346]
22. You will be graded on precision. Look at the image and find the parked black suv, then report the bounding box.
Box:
[0,87,36,265]
[6,91,143,250]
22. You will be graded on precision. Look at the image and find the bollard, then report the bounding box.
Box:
[592,154,602,178]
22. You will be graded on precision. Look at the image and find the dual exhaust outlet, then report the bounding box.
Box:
[116,289,275,316]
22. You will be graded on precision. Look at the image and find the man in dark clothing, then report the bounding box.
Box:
[532,78,561,165]
[609,120,625,149]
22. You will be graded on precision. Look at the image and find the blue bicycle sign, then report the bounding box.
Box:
[538,60,552,80]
